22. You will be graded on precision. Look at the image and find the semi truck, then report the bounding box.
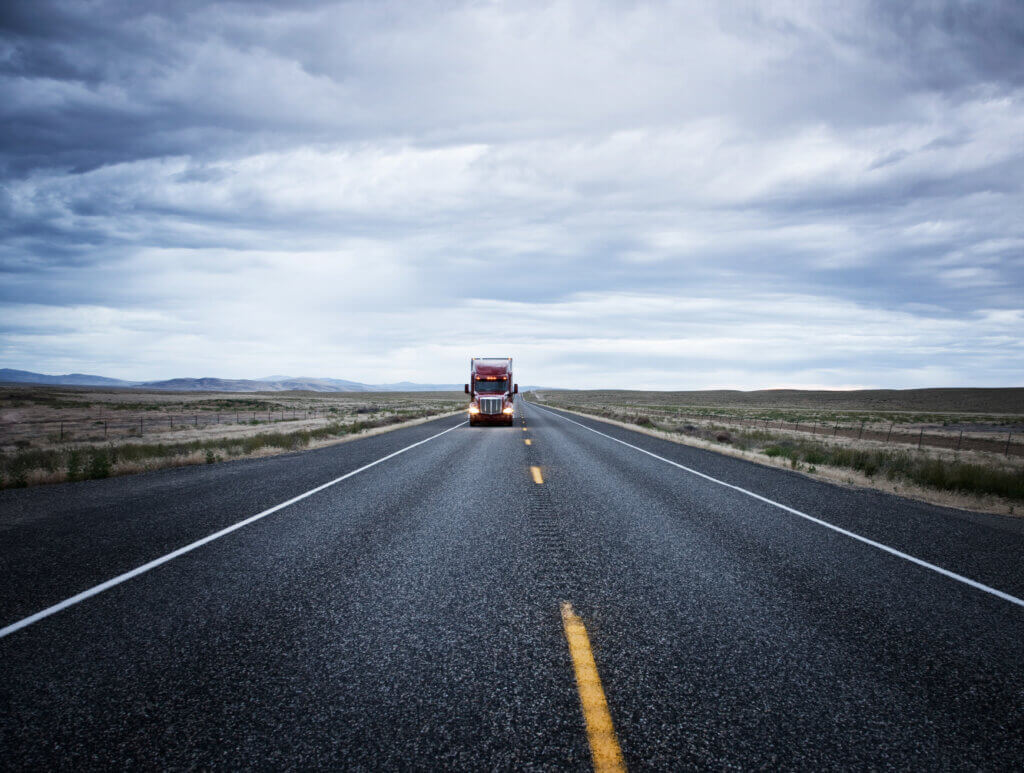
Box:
[465,357,518,426]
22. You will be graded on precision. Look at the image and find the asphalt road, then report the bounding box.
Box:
[2,399,1023,769]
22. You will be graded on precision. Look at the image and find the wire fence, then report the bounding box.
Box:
[1,408,336,446]
[727,415,1021,457]
[583,406,1023,458]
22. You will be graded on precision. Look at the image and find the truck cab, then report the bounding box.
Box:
[465,357,518,426]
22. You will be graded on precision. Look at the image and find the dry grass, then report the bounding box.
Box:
[0,385,464,445]
[530,393,1024,516]
[532,389,1024,456]
[0,386,466,489]
[540,387,1024,415]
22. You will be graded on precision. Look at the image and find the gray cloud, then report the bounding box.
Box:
[1,0,1022,387]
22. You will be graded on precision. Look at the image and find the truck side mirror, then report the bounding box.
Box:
[514,384,519,393]
[464,384,469,394]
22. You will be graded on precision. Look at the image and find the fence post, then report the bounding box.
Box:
[917,428,923,450]
[858,421,864,439]
[140,417,144,434]
[957,430,963,451]
[1007,433,1013,457]
[104,421,107,439]
[60,420,64,440]
[194,415,198,426]
[833,422,838,436]
[886,423,893,443]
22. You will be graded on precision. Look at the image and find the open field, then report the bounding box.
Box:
[544,388,1024,416]
[530,389,1024,514]
[533,389,1024,454]
[0,385,465,488]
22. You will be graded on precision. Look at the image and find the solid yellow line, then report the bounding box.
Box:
[530,465,544,484]
[561,603,626,773]
[525,439,532,446]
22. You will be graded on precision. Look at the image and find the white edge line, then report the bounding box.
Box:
[0,419,468,640]
[528,402,1024,609]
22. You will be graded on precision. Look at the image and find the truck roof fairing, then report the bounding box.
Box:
[471,357,512,377]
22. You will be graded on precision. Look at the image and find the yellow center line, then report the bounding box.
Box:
[530,465,544,484]
[561,602,626,773]
[524,439,532,446]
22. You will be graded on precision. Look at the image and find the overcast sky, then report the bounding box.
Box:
[2,0,1022,389]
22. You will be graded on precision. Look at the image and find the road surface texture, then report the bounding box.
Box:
[2,400,1023,769]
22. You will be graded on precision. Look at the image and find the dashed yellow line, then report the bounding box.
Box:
[530,465,544,484]
[524,439,532,446]
[561,602,626,773]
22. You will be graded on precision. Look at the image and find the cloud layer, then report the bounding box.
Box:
[2,0,1022,387]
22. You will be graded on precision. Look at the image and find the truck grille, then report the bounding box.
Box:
[479,397,503,415]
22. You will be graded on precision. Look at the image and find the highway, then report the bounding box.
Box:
[2,399,1024,769]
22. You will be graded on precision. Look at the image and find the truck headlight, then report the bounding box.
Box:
[503,406,513,414]
[468,406,480,414]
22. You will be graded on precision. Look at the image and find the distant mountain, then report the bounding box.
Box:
[141,377,375,392]
[2,368,465,392]
[288,377,375,391]
[0,368,140,387]
[374,381,464,391]
[141,377,281,392]
[248,376,462,392]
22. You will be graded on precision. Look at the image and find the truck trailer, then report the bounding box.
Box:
[465,357,518,426]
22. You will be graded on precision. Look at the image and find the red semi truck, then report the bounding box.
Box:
[465,357,518,426]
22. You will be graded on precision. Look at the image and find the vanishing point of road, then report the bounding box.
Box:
[2,400,1023,769]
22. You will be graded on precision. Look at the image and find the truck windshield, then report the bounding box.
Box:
[475,378,508,393]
